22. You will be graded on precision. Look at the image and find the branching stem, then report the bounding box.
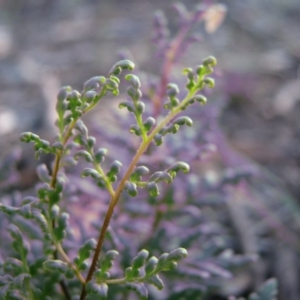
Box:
[49,119,85,291]
[93,163,116,198]
[80,87,197,299]
[48,90,107,296]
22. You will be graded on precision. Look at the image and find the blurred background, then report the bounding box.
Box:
[0,0,300,298]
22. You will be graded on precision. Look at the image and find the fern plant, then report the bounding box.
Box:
[0,51,217,300]
[0,2,279,300]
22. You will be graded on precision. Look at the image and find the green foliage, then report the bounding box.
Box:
[124,248,187,299]
[2,49,211,297]
[86,281,108,299]
[0,3,273,300]
[43,260,69,273]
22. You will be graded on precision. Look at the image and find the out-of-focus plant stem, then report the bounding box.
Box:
[152,23,190,117]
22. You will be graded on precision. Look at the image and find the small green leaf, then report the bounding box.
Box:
[145,256,158,275]
[79,261,88,271]
[119,101,135,112]
[157,172,173,184]
[156,253,168,271]
[86,281,108,299]
[195,65,205,76]
[81,168,102,180]
[109,60,135,76]
[95,269,110,281]
[36,183,51,201]
[87,136,96,148]
[183,68,195,90]
[130,166,149,182]
[173,116,193,127]
[101,250,119,272]
[83,76,106,91]
[167,162,190,177]
[154,134,163,146]
[75,120,88,136]
[12,273,31,289]
[8,224,22,241]
[58,213,69,229]
[127,86,142,101]
[4,258,23,273]
[170,97,180,108]
[84,90,97,103]
[143,117,155,131]
[21,196,38,206]
[147,274,164,290]
[50,205,60,220]
[94,148,108,164]
[166,248,188,262]
[55,177,65,193]
[75,238,97,270]
[0,203,18,215]
[47,188,61,206]
[67,90,81,104]
[167,83,179,98]
[105,78,119,95]
[36,164,51,183]
[19,132,39,143]
[130,125,142,136]
[136,101,145,114]
[64,114,73,127]
[132,249,149,270]
[149,171,164,182]
[31,210,49,236]
[126,282,148,300]
[202,77,215,88]
[43,260,68,273]
[57,85,72,102]
[192,95,207,105]
[52,142,63,152]
[125,267,134,280]
[125,74,141,89]
[19,204,32,219]
[109,75,120,84]
[97,179,106,188]
[170,124,179,134]
[203,56,217,67]
[124,181,138,197]
[54,213,69,241]
[107,161,122,181]
[146,182,159,197]
[73,134,87,146]
[8,224,30,257]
